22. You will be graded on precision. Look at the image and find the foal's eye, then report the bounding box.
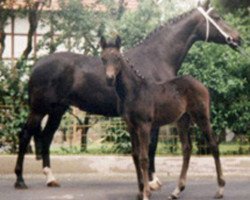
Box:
[114,56,121,62]
[102,58,107,65]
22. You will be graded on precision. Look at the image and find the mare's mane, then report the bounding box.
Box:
[135,8,196,47]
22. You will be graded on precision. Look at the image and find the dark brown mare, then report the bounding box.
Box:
[100,36,224,200]
[14,0,241,192]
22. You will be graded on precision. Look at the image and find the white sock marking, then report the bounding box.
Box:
[43,167,56,184]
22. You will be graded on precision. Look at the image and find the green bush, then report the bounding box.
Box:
[101,118,131,154]
[0,61,30,153]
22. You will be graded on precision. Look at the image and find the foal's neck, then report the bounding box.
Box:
[115,59,146,102]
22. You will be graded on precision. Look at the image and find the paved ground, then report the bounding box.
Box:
[1,175,250,200]
[0,155,250,200]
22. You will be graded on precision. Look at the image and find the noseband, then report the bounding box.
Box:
[197,7,235,46]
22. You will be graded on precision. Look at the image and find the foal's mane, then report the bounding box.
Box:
[135,8,196,47]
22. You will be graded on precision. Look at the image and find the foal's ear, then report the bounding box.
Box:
[115,35,122,50]
[197,0,210,10]
[100,36,107,49]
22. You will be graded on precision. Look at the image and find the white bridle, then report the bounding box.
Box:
[197,7,233,43]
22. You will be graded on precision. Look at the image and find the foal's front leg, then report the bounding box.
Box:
[169,114,192,200]
[129,127,143,193]
[137,123,152,200]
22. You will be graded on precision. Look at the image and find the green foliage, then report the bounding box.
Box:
[38,0,195,53]
[213,0,250,13]
[114,0,161,49]
[101,118,131,154]
[0,61,30,153]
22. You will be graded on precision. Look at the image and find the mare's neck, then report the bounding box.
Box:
[126,9,203,77]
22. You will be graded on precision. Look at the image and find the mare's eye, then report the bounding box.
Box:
[212,14,221,20]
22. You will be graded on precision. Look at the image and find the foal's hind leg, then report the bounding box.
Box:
[169,114,192,200]
[148,127,162,191]
[14,112,44,189]
[196,116,225,199]
[41,109,66,187]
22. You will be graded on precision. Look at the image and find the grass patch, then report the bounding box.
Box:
[48,141,250,156]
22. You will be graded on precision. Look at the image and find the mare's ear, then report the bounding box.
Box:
[197,0,210,10]
[100,36,107,49]
[115,35,121,50]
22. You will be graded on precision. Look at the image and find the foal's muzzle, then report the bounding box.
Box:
[106,75,115,87]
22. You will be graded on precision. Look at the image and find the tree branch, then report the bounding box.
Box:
[21,1,45,60]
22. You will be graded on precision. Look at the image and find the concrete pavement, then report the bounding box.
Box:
[1,155,250,200]
[0,155,250,177]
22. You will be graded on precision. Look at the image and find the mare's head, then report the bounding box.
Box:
[195,0,241,49]
[100,36,123,87]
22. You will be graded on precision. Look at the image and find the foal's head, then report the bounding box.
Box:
[195,0,241,49]
[100,36,123,86]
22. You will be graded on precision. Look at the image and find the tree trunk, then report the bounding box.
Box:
[0,1,8,60]
[21,2,41,59]
[80,113,90,152]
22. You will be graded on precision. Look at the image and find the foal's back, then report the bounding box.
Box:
[152,75,210,126]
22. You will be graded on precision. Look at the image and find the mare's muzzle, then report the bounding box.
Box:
[227,36,241,50]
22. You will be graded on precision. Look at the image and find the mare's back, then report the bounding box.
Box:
[30,52,103,88]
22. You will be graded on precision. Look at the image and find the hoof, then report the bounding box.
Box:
[47,180,60,187]
[214,193,223,199]
[214,187,224,199]
[14,181,28,189]
[168,194,179,200]
[149,178,162,191]
[137,193,150,200]
[137,193,151,200]
[35,154,42,160]
[137,193,143,200]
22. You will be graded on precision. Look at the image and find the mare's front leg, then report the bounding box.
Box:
[148,127,162,191]
[137,122,152,200]
[41,110,65,187]
[169,114,192,200]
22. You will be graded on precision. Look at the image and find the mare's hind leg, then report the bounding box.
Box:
[34,131,43,160]
[169,114,192,200]
[14,112,44,189]
[196,115,225,199]
[41,108,66,187]
[148,127,162,191]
